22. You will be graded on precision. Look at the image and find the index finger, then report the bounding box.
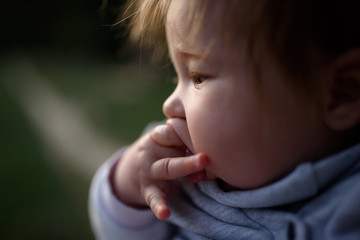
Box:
[150,153,209,180]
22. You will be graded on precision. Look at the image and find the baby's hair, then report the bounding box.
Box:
[122,0,360,81]
[122,0,170,59]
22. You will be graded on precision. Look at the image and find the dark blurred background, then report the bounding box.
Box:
[0,0,174,239]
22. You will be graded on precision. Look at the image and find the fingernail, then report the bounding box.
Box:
[156,205,170,220]
[194,153,208,168]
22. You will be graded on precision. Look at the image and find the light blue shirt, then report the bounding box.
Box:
[89,143,360,239]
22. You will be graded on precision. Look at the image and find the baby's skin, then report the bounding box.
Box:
[113,118,209,220]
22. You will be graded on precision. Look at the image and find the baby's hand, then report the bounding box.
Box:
[113,122,208,220]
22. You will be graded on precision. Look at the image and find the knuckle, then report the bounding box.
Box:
[153,125,173,141]
[163,124,173,136]
[145,190,164,209]
[136,135,157,162]
[162,158,171,177]
[142,133,156,147]
[153,125,164,135]
[145,192,156,207]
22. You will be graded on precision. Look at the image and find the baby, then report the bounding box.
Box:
[89,0,360,239]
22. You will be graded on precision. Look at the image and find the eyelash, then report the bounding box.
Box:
[190,72,207,87]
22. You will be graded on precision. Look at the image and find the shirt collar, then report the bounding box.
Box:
[198,143,360,208]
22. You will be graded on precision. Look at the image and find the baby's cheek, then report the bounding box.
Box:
[188,113,226,170]
[191,136,219,172]
[189,123,216,152]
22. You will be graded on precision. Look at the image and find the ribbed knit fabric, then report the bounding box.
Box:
[89,143,360,239]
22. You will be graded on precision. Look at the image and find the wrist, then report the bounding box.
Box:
[109,154,148,209]
[95,155,156,229]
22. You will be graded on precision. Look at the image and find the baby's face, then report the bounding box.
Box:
[164,0,330,189]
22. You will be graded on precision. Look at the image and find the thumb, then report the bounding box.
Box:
[166,118,195,154]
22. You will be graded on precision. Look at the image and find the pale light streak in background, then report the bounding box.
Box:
[3,56,120,179]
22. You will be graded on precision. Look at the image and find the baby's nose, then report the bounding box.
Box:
[163,89,185,119]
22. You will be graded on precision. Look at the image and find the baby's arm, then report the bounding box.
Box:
[113,122,209,220]
[89,150,172,240]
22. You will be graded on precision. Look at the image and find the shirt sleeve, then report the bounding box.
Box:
[88,148,172,240]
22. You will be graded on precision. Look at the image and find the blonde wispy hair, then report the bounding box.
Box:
[121,0,360,80]
[122,0,170,59]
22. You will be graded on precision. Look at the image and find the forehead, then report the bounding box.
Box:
[166,0,227,57]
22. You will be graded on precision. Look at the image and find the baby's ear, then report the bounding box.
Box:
[324,48,360,131]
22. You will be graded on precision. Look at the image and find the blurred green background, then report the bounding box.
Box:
[0,0,174,239]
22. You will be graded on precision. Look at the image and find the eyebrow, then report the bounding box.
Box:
[176,48,215,64]
[177,48,202,59]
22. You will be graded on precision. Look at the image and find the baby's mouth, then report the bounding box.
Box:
[166,118,195,153]
[166,118,212,182]
[185,149,193,156]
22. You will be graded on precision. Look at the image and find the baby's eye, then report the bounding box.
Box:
[190,72,207,87]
